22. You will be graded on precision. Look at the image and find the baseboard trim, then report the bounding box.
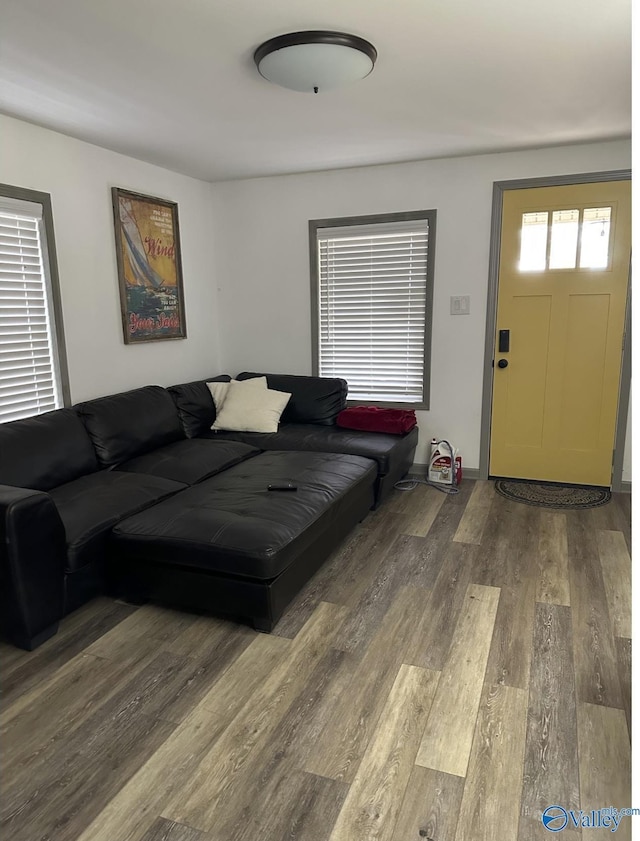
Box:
[410,464,629,492]
[410,463,481,481]
[459,467,481,480]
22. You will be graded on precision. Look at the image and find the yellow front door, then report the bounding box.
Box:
[490,180,630,486]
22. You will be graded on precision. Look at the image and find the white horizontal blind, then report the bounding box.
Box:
[317,220,429,402]
[0,201,61,422]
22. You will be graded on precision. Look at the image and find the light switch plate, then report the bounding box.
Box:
[450,295,470,315]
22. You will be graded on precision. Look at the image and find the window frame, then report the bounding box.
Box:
[309,209,436,410]
[0,183,71,419]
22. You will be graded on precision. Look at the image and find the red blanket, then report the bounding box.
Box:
[336,406,417,435]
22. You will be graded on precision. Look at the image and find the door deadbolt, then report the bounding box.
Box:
[499,329,510,353]
[497,359,508,368]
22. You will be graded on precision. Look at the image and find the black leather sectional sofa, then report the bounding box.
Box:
[0,372,418,650]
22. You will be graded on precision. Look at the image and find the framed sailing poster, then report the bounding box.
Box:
[111,188,187,343]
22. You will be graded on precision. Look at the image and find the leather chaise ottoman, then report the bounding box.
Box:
[209,423,418,507]
[110,450,377,631]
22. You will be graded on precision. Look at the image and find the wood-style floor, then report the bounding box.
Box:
[0,480,632,841]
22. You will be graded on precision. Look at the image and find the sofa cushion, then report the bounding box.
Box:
[236,372,347,425]
[112,450,377,581]
[49,471,185,572]
[75,386,184,468]
[115,439,260,485]
[206,423,419,476]
[212,380,291,433]
[168,375,231,438]
[206,376,267,416]
[0,408,98,491]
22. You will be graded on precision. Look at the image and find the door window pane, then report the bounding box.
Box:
[549,209,579,269]
[519,212,548,271]
[580,207,611,268]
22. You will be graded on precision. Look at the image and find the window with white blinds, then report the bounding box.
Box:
[0,190,67,423]
[312,212,435,406]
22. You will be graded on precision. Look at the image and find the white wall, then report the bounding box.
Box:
[0,115,220,402]
[211,140,632,472]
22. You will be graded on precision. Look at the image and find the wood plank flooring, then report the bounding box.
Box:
[0,480,632,841]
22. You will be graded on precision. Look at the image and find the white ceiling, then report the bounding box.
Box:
[1,0,631,182]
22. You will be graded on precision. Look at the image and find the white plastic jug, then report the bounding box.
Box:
[428,439,462,485]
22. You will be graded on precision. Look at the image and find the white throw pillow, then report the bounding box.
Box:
[207,376,267,417]
[212,380,291,433]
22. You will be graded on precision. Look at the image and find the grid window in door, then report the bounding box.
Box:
[518,206,613,272]
[310,211,435,407]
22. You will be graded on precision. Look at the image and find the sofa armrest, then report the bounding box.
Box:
[0,485,66,650]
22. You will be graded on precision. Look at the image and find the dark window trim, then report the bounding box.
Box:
[309,209,436,410]
[0,183,71,408]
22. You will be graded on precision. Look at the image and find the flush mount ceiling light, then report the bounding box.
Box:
[254,30,377,94]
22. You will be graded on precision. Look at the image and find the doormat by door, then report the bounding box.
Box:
[494,479,611,509]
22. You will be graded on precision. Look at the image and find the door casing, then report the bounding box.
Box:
[479,170,631,491]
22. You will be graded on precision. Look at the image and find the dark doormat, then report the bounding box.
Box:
[494,479,611,509]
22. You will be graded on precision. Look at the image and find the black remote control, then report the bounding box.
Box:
[267,483,298,491]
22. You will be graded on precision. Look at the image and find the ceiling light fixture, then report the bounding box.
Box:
[254,30,377,94]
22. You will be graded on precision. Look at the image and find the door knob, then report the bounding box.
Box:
[497,359,508,368]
